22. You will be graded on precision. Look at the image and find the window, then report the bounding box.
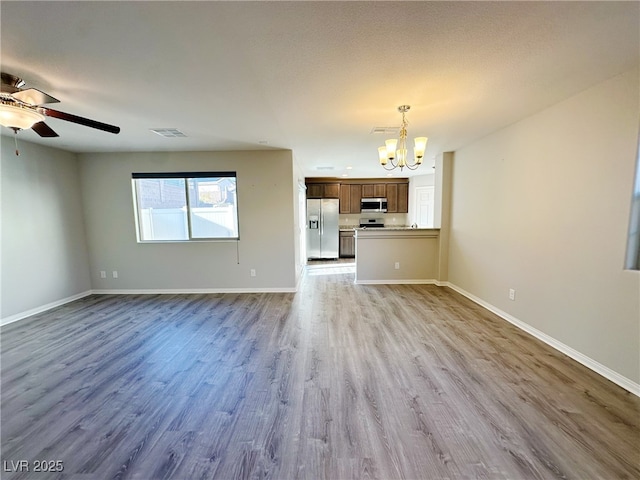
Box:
[132,172,239,242]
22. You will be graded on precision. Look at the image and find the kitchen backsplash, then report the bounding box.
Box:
[339,213,409,227]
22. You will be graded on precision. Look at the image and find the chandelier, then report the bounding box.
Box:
[378,105,427,171]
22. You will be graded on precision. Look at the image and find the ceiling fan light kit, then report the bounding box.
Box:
[378,105,427,171]
[0,72,121,149]
[0,99,45,130]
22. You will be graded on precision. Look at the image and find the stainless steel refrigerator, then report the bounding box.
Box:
[306,198,339,259]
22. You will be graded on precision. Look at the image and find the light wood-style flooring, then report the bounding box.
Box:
[1,268,639,479]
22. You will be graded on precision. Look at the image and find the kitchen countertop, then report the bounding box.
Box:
[355,227,440,238]
[360,226,432,231]
[340,225,421,231]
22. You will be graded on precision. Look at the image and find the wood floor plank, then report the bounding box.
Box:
[1,270,639,479]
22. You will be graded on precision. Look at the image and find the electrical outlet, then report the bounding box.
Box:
[394,262,400,270]
[112,271,119,279]
[509,288,516,301]
[250,269,256,277]
[100,271,106,279]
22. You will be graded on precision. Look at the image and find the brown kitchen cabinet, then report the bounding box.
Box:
[386,184,398,212]
[306,178,406,213]
[386,182,409,213]
[323,183,340,198]
[349,184,362,214]
[361,183,386,198]
[306,184,323,198]
[339,184,351,213]
[339,230,355,257]
[374,183,386,197]
[397,183,408,213]
[306,182,340,198]
[361,184,374,198]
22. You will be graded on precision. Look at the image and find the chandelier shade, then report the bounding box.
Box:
[378,105,427,171]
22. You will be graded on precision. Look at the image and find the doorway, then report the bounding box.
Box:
[413,186,434,227]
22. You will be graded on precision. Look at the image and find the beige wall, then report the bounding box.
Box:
[435,153,453,282]
[355,230,440,283]
[79,150,297,291]
[448,69,640,385]
[1,139,92,320]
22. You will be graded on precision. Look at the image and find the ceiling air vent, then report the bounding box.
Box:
[371,126,400,135]
[150,128,187,138]
[315,166,335,171]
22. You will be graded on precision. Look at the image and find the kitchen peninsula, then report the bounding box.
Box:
[354,227,443,284]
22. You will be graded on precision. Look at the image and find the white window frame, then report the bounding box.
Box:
[132,171,239,243]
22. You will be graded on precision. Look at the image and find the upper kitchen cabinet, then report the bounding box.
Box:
[306,182,340,198]
[336,181,362,214]
[339,184,351,213]
[323,183,340,198]
[387,184,398,212]
[306,178,406,213]
[306,184,323,198]
[386,182,409,213]
[397,183,408,213]
[361,183,387,198]
[348,184,362,214]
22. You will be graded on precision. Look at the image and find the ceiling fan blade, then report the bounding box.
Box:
[13,88,59,105]
[39,107,120,134]
[32,121,59,137]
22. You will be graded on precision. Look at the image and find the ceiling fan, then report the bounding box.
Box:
[0,72,120,139]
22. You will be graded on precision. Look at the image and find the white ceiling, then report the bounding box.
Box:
[1,1,638,178]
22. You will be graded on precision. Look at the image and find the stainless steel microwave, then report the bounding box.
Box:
[360,198,388,213]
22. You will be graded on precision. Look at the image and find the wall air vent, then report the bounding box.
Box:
[150,128,187,138]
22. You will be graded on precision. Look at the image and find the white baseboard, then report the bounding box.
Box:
[445,282,640,397]
[354,278,439,285]
[1,290,93,326]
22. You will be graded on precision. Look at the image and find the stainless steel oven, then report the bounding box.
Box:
[359,218,385,228]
